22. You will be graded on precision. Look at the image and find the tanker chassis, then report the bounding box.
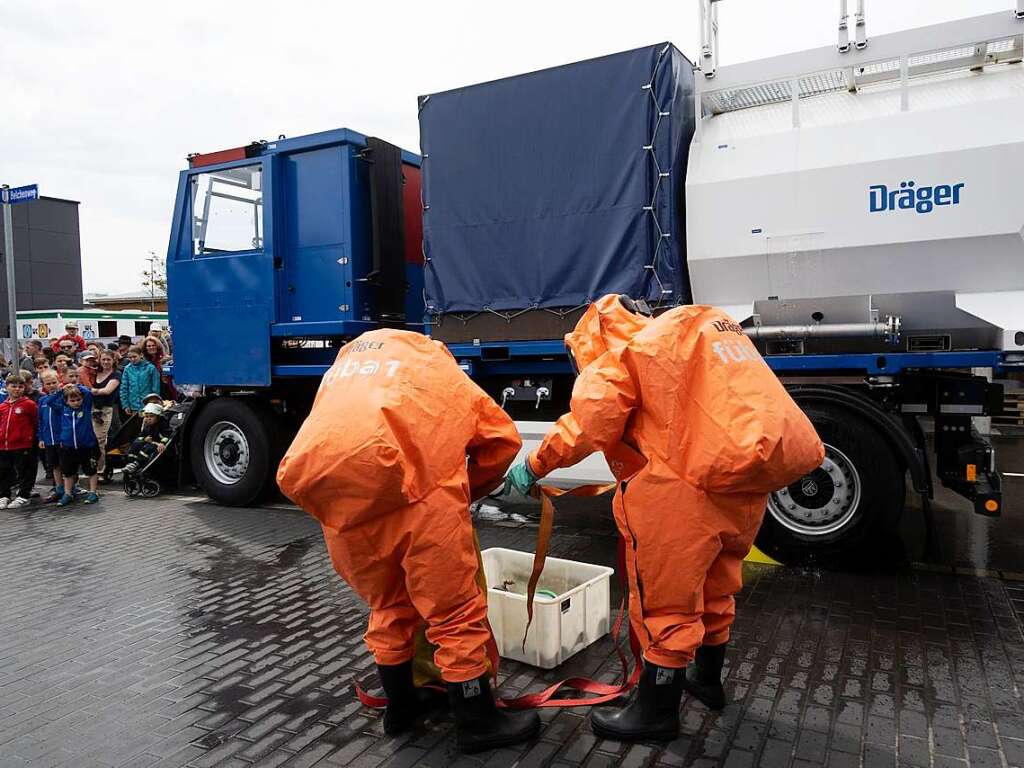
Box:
[166,8,1023,565]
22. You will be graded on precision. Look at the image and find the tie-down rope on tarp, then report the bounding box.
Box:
[419,43,680,323]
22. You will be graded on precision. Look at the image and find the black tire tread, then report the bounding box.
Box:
[756,404,905,567]
[189,398,276,507]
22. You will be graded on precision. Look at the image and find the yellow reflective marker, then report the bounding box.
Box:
[744,545,781,566]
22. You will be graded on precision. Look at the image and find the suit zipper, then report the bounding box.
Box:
[619,481,645,605]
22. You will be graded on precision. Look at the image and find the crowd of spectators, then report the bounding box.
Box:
[0,320,175,507]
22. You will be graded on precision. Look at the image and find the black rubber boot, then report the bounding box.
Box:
[377,662,446,735]
[447,675,540,753]
[681,642,727,710]
[590,662,684,741]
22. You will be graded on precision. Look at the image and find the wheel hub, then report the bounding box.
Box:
[767,445,862,537]
[219,440,240,466]
[204,421,250,486]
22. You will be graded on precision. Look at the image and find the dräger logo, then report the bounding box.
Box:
[869,181,964,214]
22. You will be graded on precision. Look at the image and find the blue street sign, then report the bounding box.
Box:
[2,185,39,205]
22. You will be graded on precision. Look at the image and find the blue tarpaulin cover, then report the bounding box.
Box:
[419,43,695,315]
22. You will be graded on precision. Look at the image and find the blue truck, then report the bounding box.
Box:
[167,37,1018,564]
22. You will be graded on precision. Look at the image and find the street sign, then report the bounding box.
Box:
[1,184,38,205]
[1,182,38,364]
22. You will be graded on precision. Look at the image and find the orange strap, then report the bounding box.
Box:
[497,483,643,708]
[498,527,642,708]
[521,483,616,647]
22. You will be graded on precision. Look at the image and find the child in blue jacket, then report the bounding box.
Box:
[37,371,66,502]
[120,345,161,415]
[58,384,99,505]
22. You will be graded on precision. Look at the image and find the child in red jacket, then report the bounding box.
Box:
[0,373,39,508]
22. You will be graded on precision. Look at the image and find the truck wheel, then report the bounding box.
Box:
[755,404,905,567]
[190,398,277,507]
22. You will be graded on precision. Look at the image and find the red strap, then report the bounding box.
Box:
[497,530,642,708]
[355,683,388,708]
[358,592,642,710]
[355,484,643,710]
[355,682,446,708]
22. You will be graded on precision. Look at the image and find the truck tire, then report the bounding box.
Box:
[189,398,278,507]
[755,403,905,567]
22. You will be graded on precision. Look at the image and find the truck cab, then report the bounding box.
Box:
[167,129,424,503]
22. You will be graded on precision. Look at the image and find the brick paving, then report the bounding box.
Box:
[3,492,1024,767]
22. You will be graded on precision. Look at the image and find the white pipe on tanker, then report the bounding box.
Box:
[744,321,896,341]
[698,0,719,78]
[855,0,867,49]
[699,0,711,62]
[838,0,850,52]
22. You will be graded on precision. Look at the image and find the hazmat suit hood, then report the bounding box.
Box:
[565,294,651,373]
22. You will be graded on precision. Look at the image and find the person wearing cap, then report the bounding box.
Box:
[123,402,172,475]
[114,336,132,371]
[50,322,87,354]
[78,351,99,389]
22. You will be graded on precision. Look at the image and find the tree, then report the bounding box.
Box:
[141,251,167,310]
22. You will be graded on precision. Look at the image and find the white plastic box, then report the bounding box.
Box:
[481,547,614,669]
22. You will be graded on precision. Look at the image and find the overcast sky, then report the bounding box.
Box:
[1,0,1012,295]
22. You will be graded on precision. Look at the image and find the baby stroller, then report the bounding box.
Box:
[109,403,188,498]
[103,414,141,483]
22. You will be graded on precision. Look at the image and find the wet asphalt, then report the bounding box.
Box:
[0,434,1022,767]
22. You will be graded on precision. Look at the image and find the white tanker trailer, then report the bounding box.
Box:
[689,5,1024,356]
[680,3,1024,560]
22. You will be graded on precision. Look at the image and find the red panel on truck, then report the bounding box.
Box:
[402,164,423,265]
[188,147,249,168]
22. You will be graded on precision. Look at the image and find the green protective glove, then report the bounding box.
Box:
[503,460,539,496]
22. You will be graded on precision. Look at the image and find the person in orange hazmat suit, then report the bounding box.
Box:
[504,295,824,741]
[277,329,540,752]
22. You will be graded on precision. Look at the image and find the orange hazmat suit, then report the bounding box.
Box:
[529,296,824,668]
[277,329,521,682]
